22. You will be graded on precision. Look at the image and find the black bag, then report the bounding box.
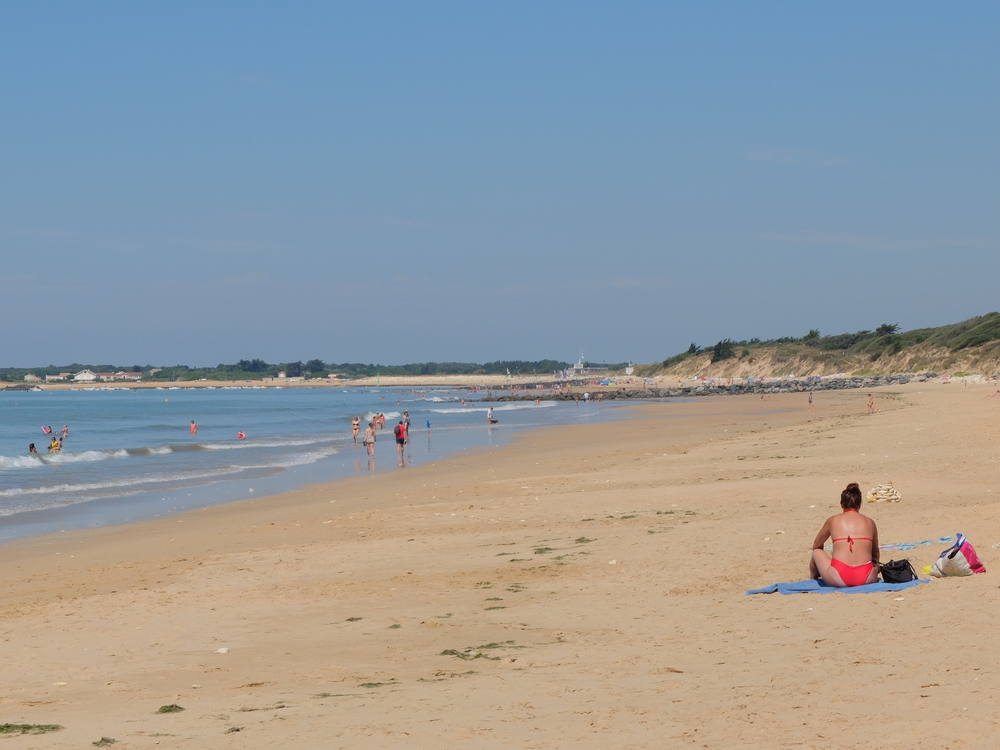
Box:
[880,558,917,584]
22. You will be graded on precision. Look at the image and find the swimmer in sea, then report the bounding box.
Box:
[352,416,360,443]
[28,443,37,454]
[61,425,69,440]
[190,420,198,435]
[237,431,246,440]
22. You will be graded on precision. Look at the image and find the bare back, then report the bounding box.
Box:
[815,510,879,565]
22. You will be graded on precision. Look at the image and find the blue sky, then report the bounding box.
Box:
[1,3,997,366]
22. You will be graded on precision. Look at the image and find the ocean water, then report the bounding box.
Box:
[0,387,626,541]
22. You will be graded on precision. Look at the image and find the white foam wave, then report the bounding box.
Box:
[0,467,239,498]
[45,449,130,464]
[0,448,338,502]
[429,402,556,414]
[148,446,173,455]
[0,455,45,470]
[363,411,401,421]
[202,438,328,451]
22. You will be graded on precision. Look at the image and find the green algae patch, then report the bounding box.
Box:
[0,724,63,735]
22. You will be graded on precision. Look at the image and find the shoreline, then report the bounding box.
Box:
[3,381,1000,747]
[0,398,635,544]
[4,369,980,397]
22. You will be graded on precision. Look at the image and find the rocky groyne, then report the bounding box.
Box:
[484,373,935,402]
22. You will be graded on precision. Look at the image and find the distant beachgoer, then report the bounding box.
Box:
[403,410,411,442]
[868,393,874,414]
[363,422,376,458]
[425,420,431,430]
[487,407,494,422]
[352,416,360,443]
[237,431,246,440]
[60,425,69,440]
[809,483,880,587]
[808,392,814,410]
[394,421,406,457]
[379,413,386,429]
[42,425,52,434]
[48,437,60,453]
[190,420,198,435]
[28,443,37,454]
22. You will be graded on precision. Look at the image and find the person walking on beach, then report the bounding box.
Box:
[403,410,411,443]
[352,416,360,443]
[363,421,376,458]
[867,393,874,414]
[808,392,814,410]
[393,421,406,459]
[190,420,198,435]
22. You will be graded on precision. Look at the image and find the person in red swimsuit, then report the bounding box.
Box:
[809,482,880,587]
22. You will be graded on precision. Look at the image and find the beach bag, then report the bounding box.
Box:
[879,559,917,584]
[930,533,986,577]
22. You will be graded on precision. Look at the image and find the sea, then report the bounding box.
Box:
[0,386,627,541]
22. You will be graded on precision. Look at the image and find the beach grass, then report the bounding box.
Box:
[0,724,63,735]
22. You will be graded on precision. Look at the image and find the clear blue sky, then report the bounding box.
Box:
[2,3,997,367]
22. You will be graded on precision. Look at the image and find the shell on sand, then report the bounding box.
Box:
[867,483,902,502]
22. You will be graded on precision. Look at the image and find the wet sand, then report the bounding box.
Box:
[2,382,999,748]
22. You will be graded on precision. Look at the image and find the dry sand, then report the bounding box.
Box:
[2,382,999,748]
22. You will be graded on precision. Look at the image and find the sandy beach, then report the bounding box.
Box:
[2,381,999,748]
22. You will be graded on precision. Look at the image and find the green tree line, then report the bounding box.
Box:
[0,359,575,382]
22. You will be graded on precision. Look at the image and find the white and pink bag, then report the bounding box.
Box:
[930,533,986,577]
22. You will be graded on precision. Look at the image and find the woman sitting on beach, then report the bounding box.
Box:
[809,482,880,587]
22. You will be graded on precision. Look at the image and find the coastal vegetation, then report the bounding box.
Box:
[0,359,579,382]
[641,312,1000,379]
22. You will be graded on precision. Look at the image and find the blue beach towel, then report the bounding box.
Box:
[746,578,930,595]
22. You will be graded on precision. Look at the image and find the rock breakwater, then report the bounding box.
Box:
[485,373,935,402]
